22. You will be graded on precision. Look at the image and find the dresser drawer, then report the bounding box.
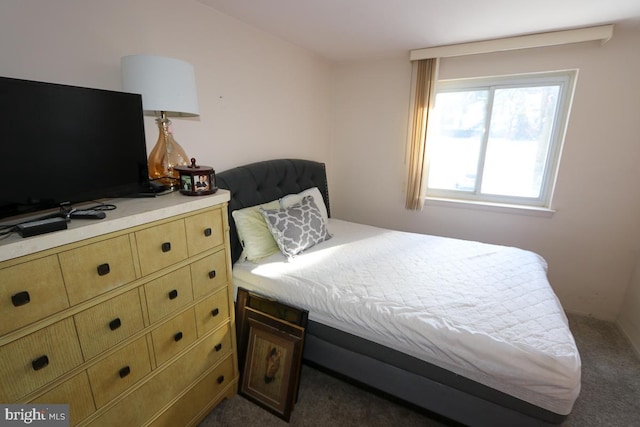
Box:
[30,371,96,426]
[204,323,233,368]
[136,220,188,276]
[190,249,228,299]
[74,289,145,360]
[194,287,230,338]
[185,208,225,256]
[144,266,193,324]
[85,329,233,427]
[149,356,235,427]
[151,309,197,367]
[0,318,83,401]
[87,336,151,408]
[59,235,136,305]
[0,255,69,336]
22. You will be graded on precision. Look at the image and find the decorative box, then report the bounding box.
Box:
[174,158,218,196]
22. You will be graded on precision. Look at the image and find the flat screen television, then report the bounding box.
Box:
[0,76,151,222]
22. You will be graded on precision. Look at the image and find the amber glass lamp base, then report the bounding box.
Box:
[148,116,189,189]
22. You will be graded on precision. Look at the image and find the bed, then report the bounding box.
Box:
[216,158,581,427]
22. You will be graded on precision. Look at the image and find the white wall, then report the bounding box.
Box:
[0,0,332,173]
[330,23,640,325]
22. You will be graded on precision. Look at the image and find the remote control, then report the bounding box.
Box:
[69,210,106,220]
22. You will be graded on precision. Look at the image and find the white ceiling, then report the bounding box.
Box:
[198,0,640,62]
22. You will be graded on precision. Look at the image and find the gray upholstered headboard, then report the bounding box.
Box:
[216,159,330,265]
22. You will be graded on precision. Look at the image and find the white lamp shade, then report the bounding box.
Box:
[121,54,199,117]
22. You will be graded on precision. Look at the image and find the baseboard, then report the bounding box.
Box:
[616,318,640,360]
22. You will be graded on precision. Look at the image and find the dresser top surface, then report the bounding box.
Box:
[0,190,230,262]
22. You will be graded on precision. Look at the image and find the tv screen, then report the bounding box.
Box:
[0,76,150,222]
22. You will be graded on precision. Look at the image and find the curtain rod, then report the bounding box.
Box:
[409,24,614,61]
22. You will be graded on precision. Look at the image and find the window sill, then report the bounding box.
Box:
[425,197,556,217]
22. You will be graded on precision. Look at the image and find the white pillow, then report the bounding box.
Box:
[280,187,328,223]
[231,199,281,262]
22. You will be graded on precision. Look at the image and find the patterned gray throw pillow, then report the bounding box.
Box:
[260,195,331,258]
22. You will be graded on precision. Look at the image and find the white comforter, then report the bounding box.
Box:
[233,219,581,415]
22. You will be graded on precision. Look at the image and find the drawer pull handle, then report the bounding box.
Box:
[217,375,224,384]
[168,289,178,300]
[174,332,183,342]
[214,343,222,352]
[208,270,216,279]
[211,308,220,317]
[119,366,131,378]
[109,318,122,331]
[204,227,212,237]
[32,355,49,371]
[11,291,31,307]
[97,263,111,276]
[161,242,171,253]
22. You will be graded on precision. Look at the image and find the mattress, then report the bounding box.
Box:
[233,218,581,415]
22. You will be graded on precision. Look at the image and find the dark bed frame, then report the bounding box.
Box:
[217,158,567,427]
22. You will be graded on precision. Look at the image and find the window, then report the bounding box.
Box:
[426,71,576,208]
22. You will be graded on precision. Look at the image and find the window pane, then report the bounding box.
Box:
[481,85,560,198]
[427,90,488,191]
[424,71,574,208]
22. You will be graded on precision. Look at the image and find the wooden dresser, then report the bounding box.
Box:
[0,191,238,426]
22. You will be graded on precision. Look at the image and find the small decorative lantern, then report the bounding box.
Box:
[174,158,218,196]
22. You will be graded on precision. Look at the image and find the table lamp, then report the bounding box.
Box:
[121,54,199,189]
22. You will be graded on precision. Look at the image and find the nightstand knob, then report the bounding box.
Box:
[174,332,183,342]
[211,308,220,317]
[119,366,131,378]
[204,227,212,237]
[32,355,49,371]
[109,318,122,331]
[217,375,224,384]
[214,343,222,352]
[161,242,171,253]
[11,291,31,307]
[168,289,178,300]
[208,270,216,279]
[97,263,111,276]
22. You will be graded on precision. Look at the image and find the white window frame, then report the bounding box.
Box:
[425,70,577,210]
